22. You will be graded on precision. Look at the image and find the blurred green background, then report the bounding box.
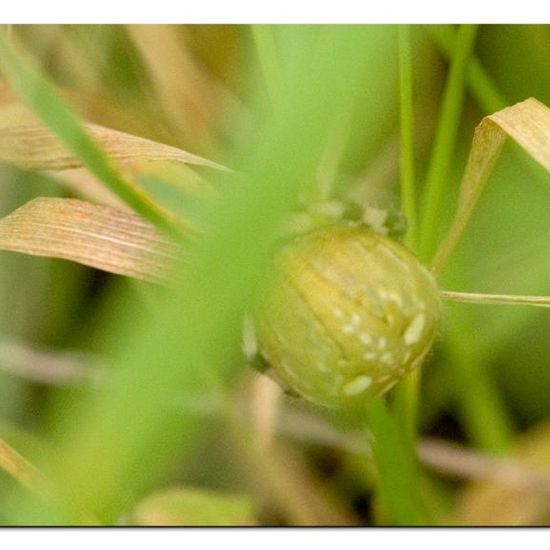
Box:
[1,24,550,526]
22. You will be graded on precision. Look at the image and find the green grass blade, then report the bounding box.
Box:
[393,25,421,443]
[364,399,428,525]
[0,32,180,238]
[398,25,418,250]
[427,25,508,113]
[419,25,478,262]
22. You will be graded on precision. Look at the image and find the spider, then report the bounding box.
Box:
[243,97,550,410]
[1,96,549,414]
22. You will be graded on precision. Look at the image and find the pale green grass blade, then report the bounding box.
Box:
[420,25,478,261]
[6,26,407,525]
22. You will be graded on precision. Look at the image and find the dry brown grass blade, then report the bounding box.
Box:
[0,117,227,173]
[0,197,178,282]
[0,438,44,494]
[126,25,216,151]
[432,97,550,276]
[126,25,249,153]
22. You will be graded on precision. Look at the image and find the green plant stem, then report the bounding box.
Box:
[398,25,418,250]
[427,25,508,113]
[393,26,421,443]
[363,399,428,525]
[441,290,550,308]
[0,32,182,240]
[420,25,478,262]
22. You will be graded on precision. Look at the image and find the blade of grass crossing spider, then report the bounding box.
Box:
[11,27,408,525]
[419,25,478,262]
[432,98,550,276]
[0,33,180,238]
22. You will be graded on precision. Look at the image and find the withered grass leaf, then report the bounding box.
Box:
[0,198,178,282]
[433,97,550,275]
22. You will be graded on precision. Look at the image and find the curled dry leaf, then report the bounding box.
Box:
[0,197,178,282]
[433,97,550,275]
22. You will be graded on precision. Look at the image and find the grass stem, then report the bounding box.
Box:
[394,25,421,443]
[427,25,508,113]
[364,399,428,525]
[441,290,550,308]
[419,25,478,262]
[398,25,418,250]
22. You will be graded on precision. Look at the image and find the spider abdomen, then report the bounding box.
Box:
[255,223,441,408]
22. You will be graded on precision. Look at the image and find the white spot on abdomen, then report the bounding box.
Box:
[343,324,355,334]
[343,375,372,396]
[404,313,426,345]
[360,332,372,345]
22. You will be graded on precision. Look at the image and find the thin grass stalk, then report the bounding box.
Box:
[398,25,418,250]
[427,25,508,113]
[393,25,421,445]
[441,290,550,308]
[419,24,478,261]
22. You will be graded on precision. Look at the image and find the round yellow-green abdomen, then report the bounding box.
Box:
[255,223,441,408]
